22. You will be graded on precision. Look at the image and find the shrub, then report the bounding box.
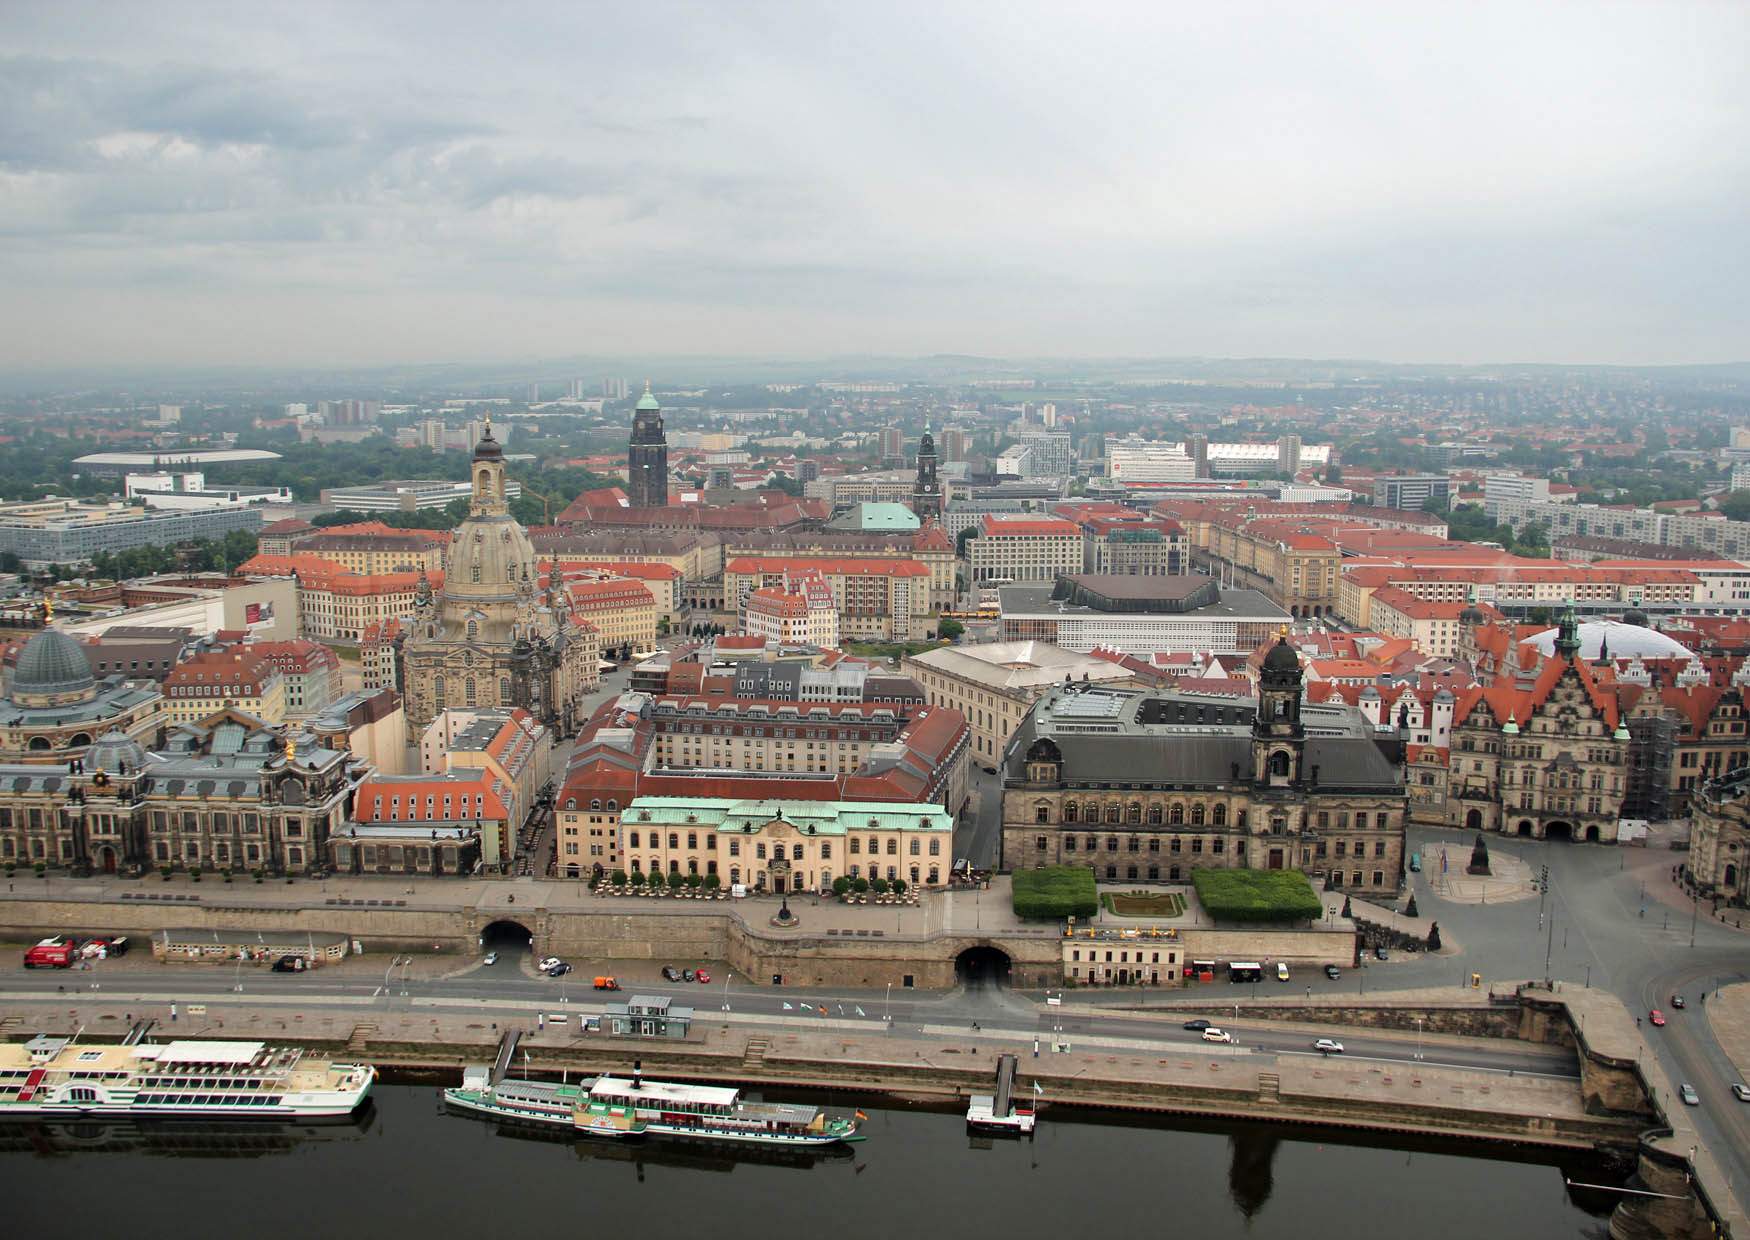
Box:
[1011,866,1098,921]
[871,877,890,895]
[666,870,686,890]
[611,869,628,886]
[685,872,702,890]
[160,864,173,881]
[891,877,908,895]
[852,876,870,894]
[628,870,646,887]
[1191,869,1323,924]
[189,867,202,882]
[703,874,720,891]
[832,876,852,897]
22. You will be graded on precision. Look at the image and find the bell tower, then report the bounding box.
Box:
[471,418,508,517]
[1254,628,1305,785]
[912,422,943,521]
[627,381,669,508]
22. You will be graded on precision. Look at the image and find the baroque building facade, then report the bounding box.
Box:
[401,424,595,737]
[1001,634,1408,897]
[1689,768,1750,909]
[1445,608,1629,841]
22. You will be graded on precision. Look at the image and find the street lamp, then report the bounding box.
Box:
[1414,1016,1424,1061]
[884,982,892,1023]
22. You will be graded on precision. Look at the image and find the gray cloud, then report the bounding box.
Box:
[0,2,1746,369]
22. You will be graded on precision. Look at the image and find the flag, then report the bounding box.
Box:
[1033,1081,1043,1095]
[783,1002,793,1011]
[855,1006,866,1017]
[817,1005,828,1016]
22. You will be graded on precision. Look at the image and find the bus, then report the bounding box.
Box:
[1228,962,1264,984]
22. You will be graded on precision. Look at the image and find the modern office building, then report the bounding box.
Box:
[321,479,523,513]
[0,500,263,566]
[999,574,1289,656]
[1374,475,1452,512]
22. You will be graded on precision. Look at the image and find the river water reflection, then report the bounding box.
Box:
[2,1083,1619,1239]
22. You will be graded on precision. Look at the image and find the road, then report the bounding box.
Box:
[0,954,1574,1081]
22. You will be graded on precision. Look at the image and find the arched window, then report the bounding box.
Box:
[464,677,477,706]
[1105,803,1120,824]
[467,620,478,639]
[1269,751,1292,778]
[433,675,445,704]
[1146,806,1162,825]
[499,678,510,702]
[1191,803,1206,826]
[1212,804,1227,826]
[1063,801,1079,823]
[1169,804,1184,826]
[1126,803,1141,824]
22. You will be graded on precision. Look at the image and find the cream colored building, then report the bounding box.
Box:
[904,641,1137,770]
[967,515,1082,585]
[615,796,953,893]
[161,648,287,726]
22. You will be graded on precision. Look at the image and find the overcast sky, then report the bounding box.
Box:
[2,3,1746,371]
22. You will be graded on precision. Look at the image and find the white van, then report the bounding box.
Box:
[1277,962,1291,982]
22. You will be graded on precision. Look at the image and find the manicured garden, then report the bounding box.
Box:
[1011,866,1099,920]
[1191,869,1322,923]
[1100,889,1186,918]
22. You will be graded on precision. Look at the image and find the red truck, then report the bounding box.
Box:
[23,937,76,968]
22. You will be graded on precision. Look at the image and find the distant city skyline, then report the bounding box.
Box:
[1,3,1745,371]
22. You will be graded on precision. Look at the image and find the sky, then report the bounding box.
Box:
[1,2,1746,372]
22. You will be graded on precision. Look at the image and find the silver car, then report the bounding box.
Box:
[1679,1084,1700,1107]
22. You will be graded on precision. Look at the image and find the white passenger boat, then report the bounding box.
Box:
[0,1035,375,1120]
[966,1093,1036,1135]
[578,1074,866,1146]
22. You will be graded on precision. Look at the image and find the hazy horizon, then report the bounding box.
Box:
[3,3,1746,372]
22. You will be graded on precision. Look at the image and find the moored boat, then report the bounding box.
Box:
[579,1072,865,1146]
[441,1065,596,1131]
[0,1035,375,1121]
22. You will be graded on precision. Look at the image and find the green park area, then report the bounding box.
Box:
[1191,869,1322,924]
[1011,866,1098,920]
[1100,889,1187,918]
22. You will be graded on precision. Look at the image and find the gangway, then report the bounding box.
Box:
[491,1029,522,1084]
[121,1019,155,1046]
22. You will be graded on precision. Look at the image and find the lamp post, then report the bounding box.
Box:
[884,982,892,1023]
[1414,1016,1424,1061]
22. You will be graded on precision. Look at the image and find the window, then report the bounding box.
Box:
[1191,804,1205,826]
[1212,804,1227,826]
[1063,801,1078,823]
[1036,804,1050,823]
[1146,806,1162,825]
[1064,837,1076,852]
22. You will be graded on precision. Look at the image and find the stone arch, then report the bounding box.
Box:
[1516,819,1534,836]
[955,944,1011,988]
[479,919,534,954]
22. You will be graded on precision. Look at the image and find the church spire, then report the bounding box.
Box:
[1554,601,1581,661]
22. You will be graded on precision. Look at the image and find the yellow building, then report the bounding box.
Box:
[161,648,287,726]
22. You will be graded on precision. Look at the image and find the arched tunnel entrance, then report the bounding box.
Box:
[955,945,1012,989]
[479,919,535,955]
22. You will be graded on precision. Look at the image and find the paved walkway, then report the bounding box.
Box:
[1706,983,1750,1084]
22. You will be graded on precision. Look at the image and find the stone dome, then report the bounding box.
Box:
[1262,635,1301,675]
[1522,619,1691,662]
[444,515,536,600]
[87,730,148,774]
[1622,607,1650,628]
[472,423,503,461]
[12,628,95,703]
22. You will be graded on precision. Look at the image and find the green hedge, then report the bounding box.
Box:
[1011,866,1098,921]
[1191,869,1322,924]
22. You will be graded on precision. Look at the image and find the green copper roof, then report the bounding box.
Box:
[827,502,921,532]
[635,386,661,412]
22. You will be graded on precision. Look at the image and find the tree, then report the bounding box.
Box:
[628,869,646,887]
[1426,922,1443,952]
[852,876,870,895]
[1404,893,1420,919]
[1467,833,1491,876]
[956,527,978,558]
[871,877,890,895]
[611,869,627,886]
[832,876,851,897]
[703,874,720,891]
[684,872,702,890]
[1720,491,1750,522]
[1340,895,1353,919]
[666,870,686,890]
[937,618,965,641]
[891,877,907,895]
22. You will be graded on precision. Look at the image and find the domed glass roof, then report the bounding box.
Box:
[13,628,95,699]
[1521,620,1692,662]
[87,730,148,773]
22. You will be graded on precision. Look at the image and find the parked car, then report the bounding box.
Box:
[1671,994,1686,1009]
[683,968,696,983]
[1313,1038,1345,1054]
[1324,964,1341,979]
[1730,1083,1750,1102]
[483,952,499,966]
[1276,962,1291,981]
[1201,1027,1233,1044]
[271,956,307,973]
[695,969,712,984]
[538,957,562,972]
[547,963,572,977]
[1374,947,1389,961]
[1679,1083,1700,1106]
[661,966,682,981]
[1183,1019,1212,1031]
[1650,1009,1666,1027]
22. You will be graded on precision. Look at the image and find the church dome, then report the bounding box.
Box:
[445,515,536,599]
[1622,607,1650,628]
[1521,620,1691,662]
[636,387,661,412]
[472,426,503,461]
[12,628,95,703]
[1262,635,1301,674]
[87,730,148,774]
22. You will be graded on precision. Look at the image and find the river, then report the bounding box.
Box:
[2,1083,1620,1238]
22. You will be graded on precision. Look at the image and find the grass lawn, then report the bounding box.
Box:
[843,639,945,661]
[1101,889,1186,918]
[1191,868,1322,923]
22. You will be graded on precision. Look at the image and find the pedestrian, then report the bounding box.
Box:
[171,1002,178,1022]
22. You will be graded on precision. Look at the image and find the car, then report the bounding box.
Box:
[1374,947,1390,961]
[1671,994,1686,1009]
[1313,1038,1345,1054]
[1679,1084,1700,1106]
[683,968,696,983]
[539,957,562,971]
[271,955,307,973]
[1201,1027,1234,1044]
[1183,1019,1213,1031]
[1731,1083,1750,1102]
[1325,965,1342,979]
[1276,963,1291,982]
[482,952,498,966]
[661,966,682,982]
[547,963,572,977]
[1650,1009,1666,1027]
[695,968,712,984]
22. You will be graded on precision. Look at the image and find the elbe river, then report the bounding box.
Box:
[2,1083,1619,1239]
